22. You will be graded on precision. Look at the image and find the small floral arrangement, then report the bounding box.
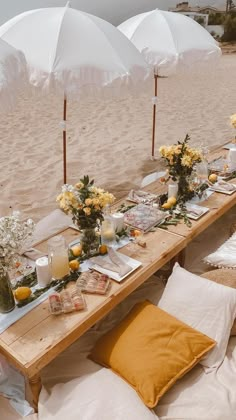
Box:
[230,114,236,129]
[159,134,202,180]
[57,175,115,230]
[159,134,203,202]
[0,212,35,275]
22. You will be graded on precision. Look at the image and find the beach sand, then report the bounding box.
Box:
[0,53,236,418]
[1,54,236,222]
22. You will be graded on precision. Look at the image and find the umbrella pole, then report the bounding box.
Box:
[151,73,158,160]
[63,97,67,184]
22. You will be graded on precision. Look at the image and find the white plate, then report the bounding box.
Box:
[88,252,142,283]
[209,183,236,195]
[185,203,209,220]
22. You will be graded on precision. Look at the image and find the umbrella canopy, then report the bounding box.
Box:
[118,9,221,158]
[118,9,221,76]
[0,3,150,182]
[0,39,28,112]
[0,4,150,98]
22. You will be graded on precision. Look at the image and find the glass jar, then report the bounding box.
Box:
[80,228,100,257]
[0,270,15,313]
[101,219,116,247]
[48,235,70,280]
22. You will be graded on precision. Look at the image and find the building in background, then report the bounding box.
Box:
[169,2,227,38]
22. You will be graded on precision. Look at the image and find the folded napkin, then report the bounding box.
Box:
[212,180,235,192]
[91,248,132,278]
[30,209,72,247]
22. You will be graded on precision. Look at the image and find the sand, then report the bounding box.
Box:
[0,53,236,418]
[0,54,235,222]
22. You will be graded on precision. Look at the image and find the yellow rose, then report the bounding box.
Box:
[230,114,236,129]
[83,207,91,216]
[85,198,92,206]
[75,182,84,189]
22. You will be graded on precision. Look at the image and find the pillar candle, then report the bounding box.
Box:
[111,212,124,232]
[36,256,51,287]
[168,184,178,199]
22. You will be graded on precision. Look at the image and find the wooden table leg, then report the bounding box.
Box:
[29,374,42,413]
[170,248,186,269]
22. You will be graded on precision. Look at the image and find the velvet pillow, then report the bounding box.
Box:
[158,263,236,371]
[89,300,215,408]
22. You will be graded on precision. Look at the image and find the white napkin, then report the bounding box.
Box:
[90,248,132,277]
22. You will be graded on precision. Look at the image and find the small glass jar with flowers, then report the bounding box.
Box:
[57,176,115,257]
[0,212,34,313]
[159,134,203,203]
[230,114,236,142]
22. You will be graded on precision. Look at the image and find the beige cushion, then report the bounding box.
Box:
[201,269,236,336]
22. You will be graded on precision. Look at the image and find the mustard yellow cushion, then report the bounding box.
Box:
[89,300,216,408]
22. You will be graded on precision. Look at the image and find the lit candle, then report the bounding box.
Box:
[101,220,116,244]
[168,183,178,199]
[36,257,51,287]
[111,212,124,232]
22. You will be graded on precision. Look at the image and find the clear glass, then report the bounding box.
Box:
[48,235,70,280]
[101,219,116,247]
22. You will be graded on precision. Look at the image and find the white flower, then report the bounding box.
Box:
[0,215,35,275]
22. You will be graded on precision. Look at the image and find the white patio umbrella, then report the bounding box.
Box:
[0,39,28,112]
[118,9,221,159]
[0,3,150,183]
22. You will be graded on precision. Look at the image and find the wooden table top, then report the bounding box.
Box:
[0,227,185,378]
[0,144,235,379]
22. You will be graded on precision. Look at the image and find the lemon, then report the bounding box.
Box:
[162,202,172,210]
[99,244,108,255]
[71,244,82,257]
[69,259,80,271]
[167,196,177,206]
[14,287,31,301]
[209,173,218,183]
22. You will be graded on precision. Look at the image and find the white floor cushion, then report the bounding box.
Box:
[39,368,158,420]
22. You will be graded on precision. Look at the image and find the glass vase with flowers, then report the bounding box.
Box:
[159,134,203,203]
[57,176,115,257]
[0,212,35,313]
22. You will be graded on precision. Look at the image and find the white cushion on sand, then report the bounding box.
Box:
[39,368,158,420]
[158,263,236,371]
[140,171,166,188]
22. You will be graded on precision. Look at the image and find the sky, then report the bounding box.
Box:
[0,1,226,26]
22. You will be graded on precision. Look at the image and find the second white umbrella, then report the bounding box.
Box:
[118,9,221,158]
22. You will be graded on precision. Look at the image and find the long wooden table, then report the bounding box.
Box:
[0,146,236,412]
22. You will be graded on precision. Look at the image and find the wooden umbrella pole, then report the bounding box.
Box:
[151,73,158,159]
[63,97,67,184]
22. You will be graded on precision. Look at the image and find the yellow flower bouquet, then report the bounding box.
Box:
[159,134,202,202]
[230,114,236,129]
[57,176,115,256]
